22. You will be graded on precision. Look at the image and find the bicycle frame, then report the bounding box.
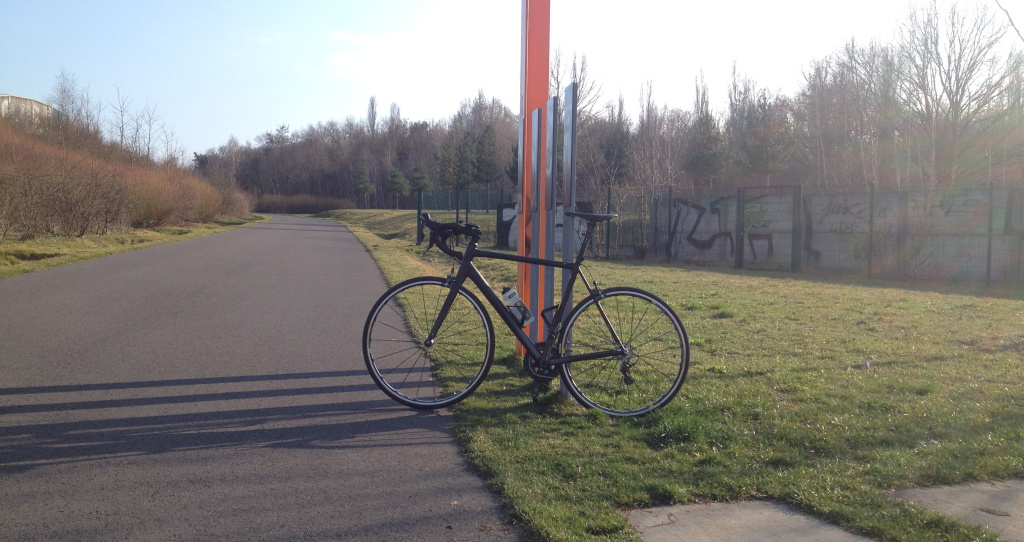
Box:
[424,222,625,366]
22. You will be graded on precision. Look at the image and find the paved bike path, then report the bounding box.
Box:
[0,215,523,541]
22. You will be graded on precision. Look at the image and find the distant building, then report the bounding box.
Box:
[0,94,54,121]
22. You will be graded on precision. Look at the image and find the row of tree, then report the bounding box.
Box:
[194,92,518,209]
[194,0,1024,209]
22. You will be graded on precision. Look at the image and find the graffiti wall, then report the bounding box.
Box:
[500,186,1024,283]
[801,188,1022,281]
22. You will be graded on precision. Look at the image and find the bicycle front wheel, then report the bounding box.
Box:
[363,277,494,409]
[558,287,689,416]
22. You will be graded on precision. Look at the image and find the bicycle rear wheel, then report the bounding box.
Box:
[363,276,494,409]
[558,287,688,416]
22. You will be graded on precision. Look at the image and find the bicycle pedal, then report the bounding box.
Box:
[531,380,543,402]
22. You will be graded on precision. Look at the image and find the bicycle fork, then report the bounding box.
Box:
[423,271,465,348]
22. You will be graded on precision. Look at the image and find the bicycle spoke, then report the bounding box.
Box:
[559,289,688,416]
[364,278,493,409]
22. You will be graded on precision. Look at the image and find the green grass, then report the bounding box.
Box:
[324,209,1024,542]
[0,215,267,279]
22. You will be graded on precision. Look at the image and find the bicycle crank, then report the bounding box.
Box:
[524,352,557,402]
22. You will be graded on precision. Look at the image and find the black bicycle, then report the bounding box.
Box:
[362,212,689,416]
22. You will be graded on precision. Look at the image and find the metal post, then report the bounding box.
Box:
[528,107,544,343]
[735,187,745,269]
[868,183,875,278]
[518,0,551,355]
[561,83,578,402]
[792,184,803,273]
[897,191,910,277]
[606,185,612,259]
[497,188,504,249]
[543,96,558,342]
[666,186,673,260]
[987,181,995,286]
[416,189,424,245]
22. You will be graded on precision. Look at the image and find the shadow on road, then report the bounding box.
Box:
[0,371,441,475]
[0,370,367,395]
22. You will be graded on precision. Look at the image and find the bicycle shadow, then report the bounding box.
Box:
[0,370,450,475]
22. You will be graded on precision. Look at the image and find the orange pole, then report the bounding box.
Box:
[519,0,550,349]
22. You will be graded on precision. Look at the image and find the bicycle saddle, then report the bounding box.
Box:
[564,211,618,223]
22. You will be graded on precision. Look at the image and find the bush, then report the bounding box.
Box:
[0,119,244,240]
[220,187,253,218]
[255,193,356,214]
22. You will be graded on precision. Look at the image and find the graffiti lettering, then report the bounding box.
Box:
[817,199,868,226]
[745,204,772,229]
[748,232,774,260]
[673,198,734,254]
[909,193,983,217]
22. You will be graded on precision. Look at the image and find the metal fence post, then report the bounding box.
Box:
[792,184,803,273]
[987,181,995,286]
[1007,186,1023,284]
[897,191,910,277]
[666,186,673,260]
[606,185,612,259]
[416,189,424,245]
[868,182,875,279]
[734,187,745,269]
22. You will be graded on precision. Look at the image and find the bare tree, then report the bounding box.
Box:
[897,0,1023,186]
[47,68,104,149]
[366,96,378,137]
[682,74,728,192]
[136,103,161,162]
[995,0,1024,45]
[551,49,603,125]
[108,87,135,155]
[727,67,795,187]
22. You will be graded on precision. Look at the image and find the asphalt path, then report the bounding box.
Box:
[0,215,524,541]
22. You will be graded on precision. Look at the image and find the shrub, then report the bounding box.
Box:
[220,187,253,218]
[255,193,356,214]
[0,118,246,241]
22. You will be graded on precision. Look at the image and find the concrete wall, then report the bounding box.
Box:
[0,94,53,120]
[504,186,1024,283]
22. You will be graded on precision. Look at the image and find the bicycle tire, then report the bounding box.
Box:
[558,287,689,416]
[363,276,494,409]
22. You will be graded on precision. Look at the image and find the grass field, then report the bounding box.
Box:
[325,209,1024,542]
[0,216,267,279]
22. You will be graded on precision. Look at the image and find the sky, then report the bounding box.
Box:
[2,0,1021,157]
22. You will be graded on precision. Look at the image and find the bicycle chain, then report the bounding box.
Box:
[523,351,558,382]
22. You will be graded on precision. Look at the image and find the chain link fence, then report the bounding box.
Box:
[405,184,1024,284]
[405,188,513,247]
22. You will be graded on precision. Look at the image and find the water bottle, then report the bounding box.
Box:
[501,287,535,328]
